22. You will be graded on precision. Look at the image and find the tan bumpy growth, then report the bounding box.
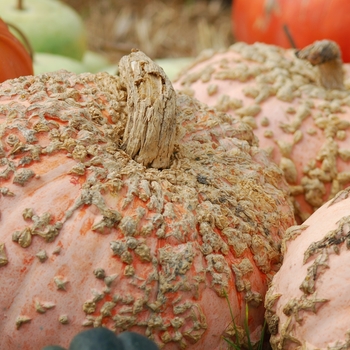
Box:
[0,51,295,350]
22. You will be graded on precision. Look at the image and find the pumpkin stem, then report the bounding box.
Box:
[295,40,344,90]
[5,22,34,61]
[283,24,297,49]
[118,50,177,169]
[17,0,24,10]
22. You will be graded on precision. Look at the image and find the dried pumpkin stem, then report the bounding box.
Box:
[295,40,344,90]
[119,49,177,169]
[283,24,297,49]
[5,22,34,60]
[17,0,24,10]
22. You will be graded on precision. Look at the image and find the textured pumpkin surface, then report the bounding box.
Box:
[0,52,295,350]
[265,188,350,349]
[173,41,350,223]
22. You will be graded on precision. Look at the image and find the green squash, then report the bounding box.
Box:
[33,53,88,74]
[0,0,87,60]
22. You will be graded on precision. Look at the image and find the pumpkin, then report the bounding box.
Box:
[0,51,295,349]
[173,40,350,223]
[265,186,350,349]
[232,0,350,63]
[0,18,33,82]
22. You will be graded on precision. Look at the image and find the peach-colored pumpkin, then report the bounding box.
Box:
[174,40,350,223]
[265,187,350,349]
[0,51,295,349]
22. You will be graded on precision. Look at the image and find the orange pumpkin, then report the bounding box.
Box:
[0,18,33,82]
[173,40,350,223]
[232,0,350,62]
[0,51,295,350]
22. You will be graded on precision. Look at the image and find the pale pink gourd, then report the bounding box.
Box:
[265,187,350,349]
[174,40,350,223]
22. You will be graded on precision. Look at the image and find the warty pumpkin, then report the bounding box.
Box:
[265,186,350,349]
[173,40,350,223]
[0,50,295,349]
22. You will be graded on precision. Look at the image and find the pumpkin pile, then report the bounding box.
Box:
[174,40,350,223]
[0,51,295,349]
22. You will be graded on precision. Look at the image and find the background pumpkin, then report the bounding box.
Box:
[265,186,350,349]
[0,18,33,82]
[0,0,87,60]
[173,40,350,223]
[0,51,295,349]
[232,0,350,62]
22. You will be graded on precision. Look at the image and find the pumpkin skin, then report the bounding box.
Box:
[0,18,33,82]
[0,53,295,350]
[232,0,350,63]
[265,187,350,349]
[173,41,350,223]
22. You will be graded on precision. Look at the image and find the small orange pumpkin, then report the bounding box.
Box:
[232,0,350,62]
[0,18,33,82]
